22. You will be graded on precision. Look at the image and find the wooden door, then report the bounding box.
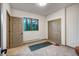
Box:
[7,16,23,48]
[48,19,61,44]
[11,17,23,48]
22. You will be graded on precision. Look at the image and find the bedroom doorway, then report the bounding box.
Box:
[7,12,23,48]
[48,19,61,45]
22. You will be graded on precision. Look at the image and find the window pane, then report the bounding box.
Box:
[23,17,27,31]
[31,19,38,31]
[23,17,38,31]
[26,18,31,31]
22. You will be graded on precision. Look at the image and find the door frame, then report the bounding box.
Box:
[48,18,61,44]
[7,14,24,48]
[6,11,11,49]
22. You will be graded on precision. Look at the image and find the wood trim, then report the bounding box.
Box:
[9,16,13,48]
[10,16,23,19]
[23,39,48,44]
[48,18,61,22]
[6,11,10,49]
[65,45,75,49]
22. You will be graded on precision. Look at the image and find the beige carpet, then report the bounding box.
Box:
[7,43,77,56]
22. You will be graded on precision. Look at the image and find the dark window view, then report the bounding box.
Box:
[31,19,38,31]
[23,17,27,31]
[23,17,39,31]
[26,18,31,31]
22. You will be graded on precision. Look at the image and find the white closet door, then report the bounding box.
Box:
[66,4,79,47]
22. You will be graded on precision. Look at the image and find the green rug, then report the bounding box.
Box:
[29,42,52,51]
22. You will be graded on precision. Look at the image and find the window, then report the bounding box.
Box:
[23,17,39,31]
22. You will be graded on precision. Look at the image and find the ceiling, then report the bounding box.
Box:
[10,3,73,17]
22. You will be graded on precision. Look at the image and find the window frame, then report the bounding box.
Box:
[23,17,39,31]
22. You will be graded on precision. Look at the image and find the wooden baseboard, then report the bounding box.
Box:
[65,45,75,49]
[23,39,48,44]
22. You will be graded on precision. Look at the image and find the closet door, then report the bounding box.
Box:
[48,19,61,44]
[66,5,78,47]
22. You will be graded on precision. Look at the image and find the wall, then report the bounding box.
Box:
[47,8,66,45]
[1,3,11,49]
[66,4,79,47]
[0,4,1,48]
[11,9,47,42]
[47,4,79,47]
[1,3,79,49]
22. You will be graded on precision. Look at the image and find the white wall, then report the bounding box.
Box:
[47,4,79,47]
[1,3,11,49]
[11,9,47,42]
[47,8,66,45]
[1,3,79,49]
[66,4,79,47]
[0,4,1,48]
